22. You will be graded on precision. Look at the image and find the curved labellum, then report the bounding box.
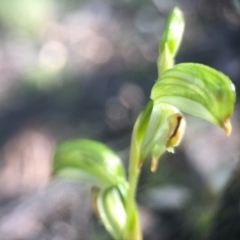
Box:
[151,63,236,135]
[53,139,126,187]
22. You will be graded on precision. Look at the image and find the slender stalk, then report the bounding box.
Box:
[124,130,142,240]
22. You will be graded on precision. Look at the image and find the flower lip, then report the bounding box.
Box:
[166,113,186,149]
[168,114,182,139]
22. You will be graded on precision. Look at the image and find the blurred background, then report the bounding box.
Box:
[0,0,240,239]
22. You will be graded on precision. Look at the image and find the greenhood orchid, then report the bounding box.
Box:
[52,6,236,240]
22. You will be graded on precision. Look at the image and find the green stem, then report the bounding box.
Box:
[124,134,142,240]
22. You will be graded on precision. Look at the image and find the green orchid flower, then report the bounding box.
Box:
[131,63,235,172]
[52,6,236,240]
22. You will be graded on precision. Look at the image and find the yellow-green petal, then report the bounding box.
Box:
[151,63,236,134]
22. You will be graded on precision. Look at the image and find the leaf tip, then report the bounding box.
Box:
[222,117,232,136]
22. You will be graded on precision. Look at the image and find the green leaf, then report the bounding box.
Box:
[97,184,127,240]
[160,7,185,58]
[53,139,126,187]
[151,63,236,135]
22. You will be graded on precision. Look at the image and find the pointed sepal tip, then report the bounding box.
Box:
[223,118,232,136]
